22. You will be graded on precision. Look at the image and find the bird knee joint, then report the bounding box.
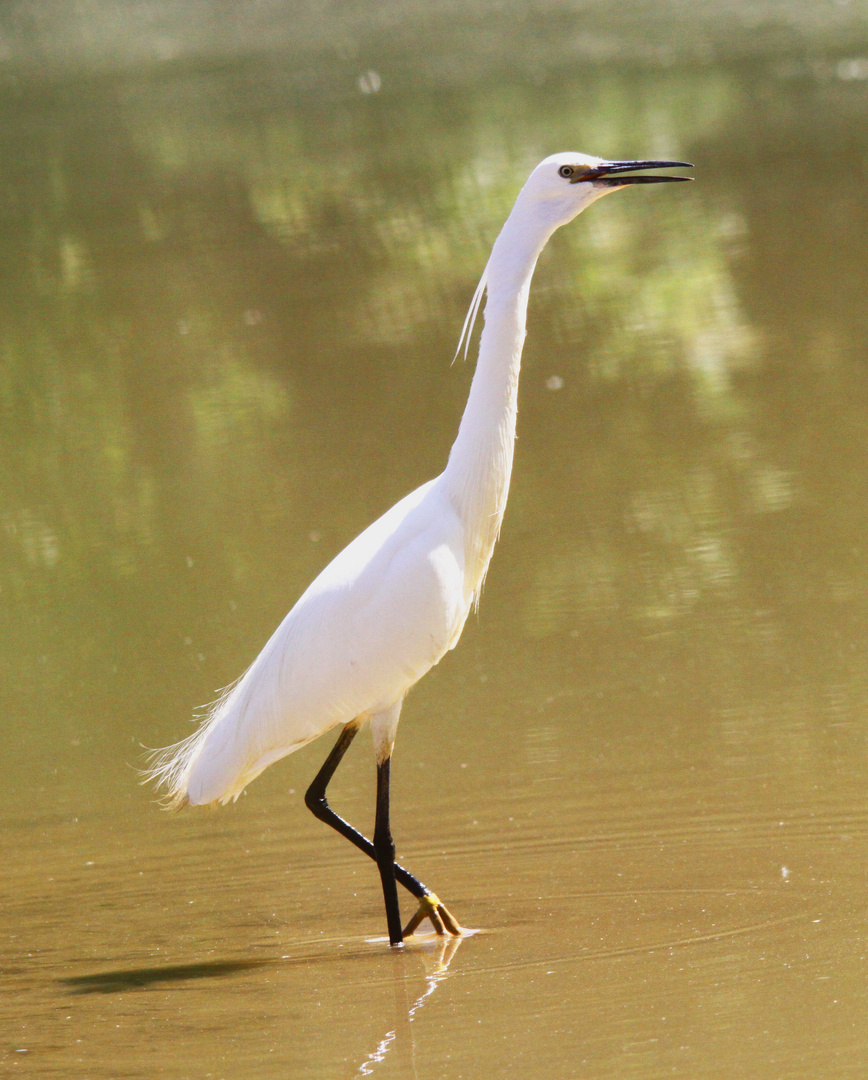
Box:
[304,789,328,816]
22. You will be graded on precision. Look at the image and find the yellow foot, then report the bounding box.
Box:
[402,892,465,938]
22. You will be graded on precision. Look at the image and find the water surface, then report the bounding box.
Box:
[2,4,868,1077]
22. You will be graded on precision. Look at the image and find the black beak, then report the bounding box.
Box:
[574,159,694,186]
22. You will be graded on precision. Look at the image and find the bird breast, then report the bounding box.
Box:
[213,478,471,767]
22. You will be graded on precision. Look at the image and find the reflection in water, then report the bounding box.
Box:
[358,935,464,1078]
[2,4,868,1079]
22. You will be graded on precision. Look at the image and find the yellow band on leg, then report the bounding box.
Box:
[402,892,465,938]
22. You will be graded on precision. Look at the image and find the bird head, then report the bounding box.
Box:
[520,151,693,228]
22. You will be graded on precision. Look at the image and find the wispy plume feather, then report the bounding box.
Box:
[141,678,243,810]
[453,263,488,363]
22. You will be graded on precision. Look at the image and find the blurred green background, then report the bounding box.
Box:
[2,3,868,1077]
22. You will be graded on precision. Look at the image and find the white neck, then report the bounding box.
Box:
[441,198,557,595]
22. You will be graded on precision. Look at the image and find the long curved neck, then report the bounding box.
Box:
[442,202,555,593]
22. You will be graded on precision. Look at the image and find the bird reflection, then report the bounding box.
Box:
[357,933,465,1077]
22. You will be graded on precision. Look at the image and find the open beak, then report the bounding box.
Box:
[574,159,694,186]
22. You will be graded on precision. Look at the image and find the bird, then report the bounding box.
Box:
[146,152,693,946]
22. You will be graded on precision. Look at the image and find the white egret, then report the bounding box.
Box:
[146,152,692,945]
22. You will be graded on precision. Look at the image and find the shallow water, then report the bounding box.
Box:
[2,3,868,1077]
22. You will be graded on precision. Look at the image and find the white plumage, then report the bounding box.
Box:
[146,151,691,943]
[152,479,469,806]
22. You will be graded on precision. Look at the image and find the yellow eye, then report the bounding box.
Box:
[558,165,574,178]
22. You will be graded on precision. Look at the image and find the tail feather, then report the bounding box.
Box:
[141,679,243,810]
[141,738,195,811]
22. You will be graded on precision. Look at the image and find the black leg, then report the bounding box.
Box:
[304,723,427,900]
[374,756,404,945]
[304,722,464,940]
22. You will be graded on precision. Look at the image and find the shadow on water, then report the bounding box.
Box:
[3,5,868,1077]
[58,934,464,1075]
[58,931,466,1003]
[59,958,269,994]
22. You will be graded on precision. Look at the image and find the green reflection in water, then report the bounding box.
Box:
[2,7,868,1079]
[1,52,866,796]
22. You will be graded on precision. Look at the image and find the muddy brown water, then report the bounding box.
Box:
[2,7,868,1076]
